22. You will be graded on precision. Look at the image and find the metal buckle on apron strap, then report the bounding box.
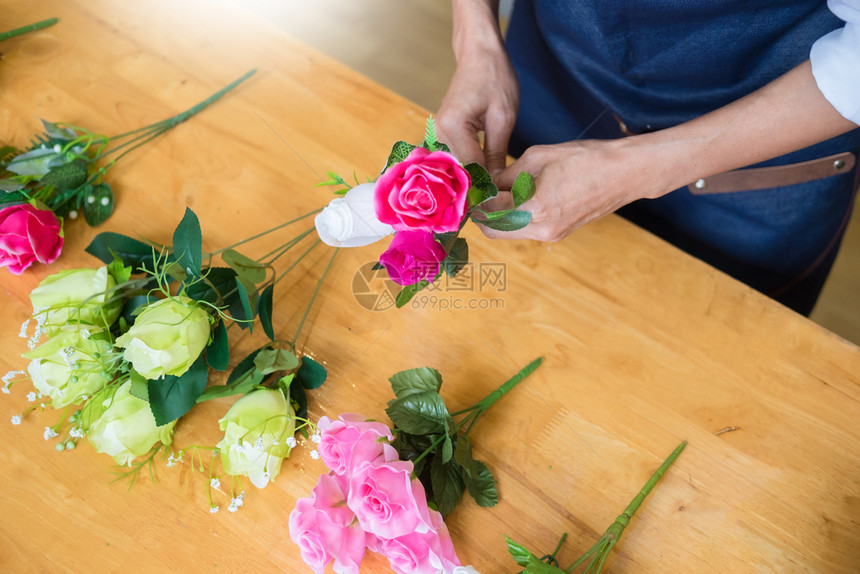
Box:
[686,152,856,195]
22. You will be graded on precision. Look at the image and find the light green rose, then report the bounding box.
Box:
[24,324,114,408]
[115,296,210,380]
[87,381,176,466]
[30,266,121,334]
[217,389,296,488]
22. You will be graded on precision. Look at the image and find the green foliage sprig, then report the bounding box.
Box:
[0,18,58,43]
[387,357,543,516]
[0,70,255,226]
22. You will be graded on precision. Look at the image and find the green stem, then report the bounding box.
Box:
[289,247,338,352]
[261,227,316,266]
[410,433,447,474]
[0,18,58,42]
[273,239,320,286]
[473,357,543,416]
[208,209,321,258]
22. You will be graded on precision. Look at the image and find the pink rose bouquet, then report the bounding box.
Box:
[290,359,543,574]
[378,230,447,286]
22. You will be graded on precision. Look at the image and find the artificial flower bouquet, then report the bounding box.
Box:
[290,358,543,573]
[8,205,329,492]
[0,70,254,275]
[315,117,535,306]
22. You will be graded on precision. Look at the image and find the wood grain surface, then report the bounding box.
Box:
[1,1,859,572]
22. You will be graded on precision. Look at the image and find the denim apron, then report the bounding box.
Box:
[506,0,860,315]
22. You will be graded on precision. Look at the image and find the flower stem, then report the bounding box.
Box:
[460,357,542,438]
[208,209,321,258]
[566,441,687,573]
[0,18,58,42]
[289,247,339,352]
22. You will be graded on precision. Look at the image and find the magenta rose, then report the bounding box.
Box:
[379,231,446,286]
[0,204,63,275]
[289,473,367,574]
[379,510,462,574]
[346,458,434,540]
[375,147,470,233]
[318,414,395,476]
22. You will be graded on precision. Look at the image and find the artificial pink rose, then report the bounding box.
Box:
[289,473,367,574]
[379,511,461,574]
[318,414,395,476]
[379,231,446,286]
[375,147,470,233]
[0,204,63,275]
[347,458,434,540]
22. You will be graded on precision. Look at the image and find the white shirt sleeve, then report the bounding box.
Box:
[810,0,860,125]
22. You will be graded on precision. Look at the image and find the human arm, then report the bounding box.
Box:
[435,0,518,177]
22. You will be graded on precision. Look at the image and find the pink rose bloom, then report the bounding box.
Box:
[375,147,470,233]
[0,204,63,274]
[318,414,395,476]
[289,473,367,574]
[379,231,446,286]
[347,458,434,540]
[379,510,462,574]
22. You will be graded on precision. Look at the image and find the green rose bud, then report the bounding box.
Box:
[24,324,114,408]
[30,267,121,334]
[87,381,176,466]
[217,389,296,488]
[115,296,210,380]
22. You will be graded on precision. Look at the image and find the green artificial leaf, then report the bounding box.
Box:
[524,556,567,574]
[389,366,443,399]
[477,209,532,232]
[232,278,256,331]
[442,237,469,277]
[371,261,384,271]
[83,183,114,227]
[465,460,498,507]
[86,232,157,272]
[464,162,498,207]
[172,207,203,278]
[435,231,459,253]
[258,284,275,340]
[206,320,229,371]
[120,294,158,327]
[290,382,309,421]
[511,171,536,207]
[197,347,265,403]
[41,159,88,190]
[147,354,208,425]
[392,432,434,470]
[0,145,20,165]
[254,346,299,375]
[431,453,466,516]
[128,369,149,401]
[6,147,62,177]
[277,373,295,393]
[395,279,430,308]
[0,179,25,193]
[383,141,417,173]
[442,435,453,463]
[0,190,26,208]
[222,248,266,291]
[186,267,238,305]
[454,435,477,477]
[296,356,327,390]
[386,390,449,435]
[506,536,535,568]
[40,120,76,141]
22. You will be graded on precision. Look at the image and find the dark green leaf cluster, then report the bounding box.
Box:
[385,367,498,516]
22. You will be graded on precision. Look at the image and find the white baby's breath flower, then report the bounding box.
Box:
[26,392,37,402]
[254,437,265,451]
[309,450,320,460]
[210,505,219,514]
[1,385,9,395]
[2,370,25,385]
[69,427,84,438]
[11,416,22,425]
[43,427,58,440]
[19,318,30,338]
[311,432,322,444]
[285,436,297,449]
[210,478,221,489]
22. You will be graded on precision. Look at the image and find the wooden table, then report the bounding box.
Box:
[2,1,859,572]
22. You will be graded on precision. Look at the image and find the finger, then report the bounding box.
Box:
[436,115,486,167]
[483,109,515,177]
[476,219,534,241]
[496,153,542,190]
[478,191,514,214]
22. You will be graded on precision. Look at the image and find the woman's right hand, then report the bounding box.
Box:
[436,0,519,178]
